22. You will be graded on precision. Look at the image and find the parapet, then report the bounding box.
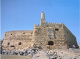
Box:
[4,30,33,40]
[34,24,40,27]
[4,30,33,37]
[45,22,62,25]
[45,22,64,27]
[34,22,65,27]
[6,30,33,33]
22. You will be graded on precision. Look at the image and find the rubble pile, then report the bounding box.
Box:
[31,49,80,59]
[1,48,38,56]
[1,48,80,59]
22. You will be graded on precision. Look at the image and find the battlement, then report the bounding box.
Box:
[34,24,40,26]
[45,22,63,25]
[34,22,64,27]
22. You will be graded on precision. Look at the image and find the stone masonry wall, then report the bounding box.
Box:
[63,24,78,48]
[2,30,33,51]
[33,23,68,49]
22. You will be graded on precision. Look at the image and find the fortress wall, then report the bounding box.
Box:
[33,25,48,48]
[4,30,33,40]
[63,25,78,48]
[2,11,79,50]
[52,24,68,49]
[2,30,33,50]
[2,39,33,50]
[33,24,68,49]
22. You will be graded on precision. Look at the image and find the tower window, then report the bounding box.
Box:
[55,28,59,31]
[11,34,12,35]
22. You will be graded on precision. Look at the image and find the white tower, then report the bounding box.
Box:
[40,11,46,26]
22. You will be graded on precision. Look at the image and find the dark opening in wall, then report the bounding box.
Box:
[47,26,48,27]
[31,33,32,34]
[55,28,59,31]
[23,33,25,34]
[18,42,22,45]
[11,34,12,35]
[48,41,54,45]
[7,42,10,45]
[11,45,15,47]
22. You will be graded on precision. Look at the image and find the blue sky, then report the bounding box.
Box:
[1,0,80,45]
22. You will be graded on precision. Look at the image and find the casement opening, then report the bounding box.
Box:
[11,45,15,47]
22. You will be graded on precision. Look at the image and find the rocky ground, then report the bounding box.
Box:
[1,48,80,59]
[31,48,80,59]
[1,54,30,59]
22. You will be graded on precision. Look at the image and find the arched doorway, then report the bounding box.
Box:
[48,41,54,45]
[48,41,54,49]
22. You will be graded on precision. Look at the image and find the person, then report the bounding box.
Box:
[73,45,75,48]
[79,45,80,48]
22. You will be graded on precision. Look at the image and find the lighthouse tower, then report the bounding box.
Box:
[40,11,46,26]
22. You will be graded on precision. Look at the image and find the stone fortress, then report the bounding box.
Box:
[2,11,78,51]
